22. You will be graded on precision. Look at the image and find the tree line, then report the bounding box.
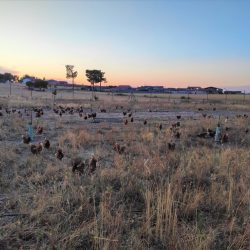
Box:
[1,67,107,94]
[0,73,18,83]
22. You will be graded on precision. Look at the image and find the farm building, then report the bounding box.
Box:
[47,80,69,87]
[21,77,36,84]
[204,87,223,94]
[115,85,133,92]
[224,90,242,94]
[137,86,164,92]
[187,86,207,94]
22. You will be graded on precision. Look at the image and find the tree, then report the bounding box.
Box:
[26,79,48,89]
[97,70,106,92]
[0,72,15,83]
[65,65,78,97]
[85,69,106,98]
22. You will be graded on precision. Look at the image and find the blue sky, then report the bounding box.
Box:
[0,0,250,88]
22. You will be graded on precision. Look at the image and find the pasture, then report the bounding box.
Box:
[0,83,250,249]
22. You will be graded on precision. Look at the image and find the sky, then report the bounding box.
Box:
[1,0,250,89]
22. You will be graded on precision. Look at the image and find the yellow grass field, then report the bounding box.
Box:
[0,83,250,249]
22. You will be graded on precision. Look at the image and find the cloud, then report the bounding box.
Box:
[0,66,19,75]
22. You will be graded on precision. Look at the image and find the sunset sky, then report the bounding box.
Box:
[1,0,250,88]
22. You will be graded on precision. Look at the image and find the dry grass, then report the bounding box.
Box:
[0,84,250,249]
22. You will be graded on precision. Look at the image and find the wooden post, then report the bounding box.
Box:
[9,80,12,96]
[243,90,246,104]
[30,109,32,125]
[150,92,152,111]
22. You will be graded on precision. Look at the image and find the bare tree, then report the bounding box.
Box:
[65,65,78,97]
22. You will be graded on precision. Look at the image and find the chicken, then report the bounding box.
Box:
[30,143,43,154]
[72,158,85,174]
[88,112,97,119]
[22,135,31,144]
[207,128,215,138]
[89,157,97,174]
[43,139,50,149]
[168,142,175,151]
[144,120,147,125]
[113,143,126,154]
[175,131,181,139]
[0,112,3,116]
[36,126,43,134]
[176,115,181,120]
[197,132,208,138]
[159,124,162,130]
[123,111,127,116]
[124,119,128,125]
[54,109,59,114]
[5,109,11,114]
[130,117,134,122]
[56,149,64,160]
[221,133,229,144]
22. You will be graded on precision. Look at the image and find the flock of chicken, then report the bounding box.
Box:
[1,104,249,174]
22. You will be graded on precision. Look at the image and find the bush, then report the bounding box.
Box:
[26,80,48,89]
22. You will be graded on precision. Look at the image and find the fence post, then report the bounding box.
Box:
[9,80,12,96]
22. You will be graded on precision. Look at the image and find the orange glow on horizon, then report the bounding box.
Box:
[2,58,250,88]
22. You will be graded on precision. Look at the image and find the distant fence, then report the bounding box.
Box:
[0,83,249,108]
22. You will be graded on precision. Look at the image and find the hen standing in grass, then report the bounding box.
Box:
[30,143,43,154]
[36,126,43,134]
[89,157,97,174]
[43,139,50,149]
[56,149,64,160]
[22,135,31,144]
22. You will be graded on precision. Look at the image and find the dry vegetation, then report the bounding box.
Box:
[0,83,250,249]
